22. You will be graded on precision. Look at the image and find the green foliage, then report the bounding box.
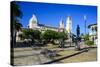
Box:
[11,2,23,31]
[80,33,84,39]
[11,2,23,46]
[22,29,41,40]
[85,40,94,46]
[15,22,23,31]
[42,30,67,42]
[82,34,94,46]
[11,1,22,18]
[58,32,68,40]
[22,29,31,39]
[18,34,24,40]
[83,34,89,41]
[42,30,57,41]
[32,30,41,39]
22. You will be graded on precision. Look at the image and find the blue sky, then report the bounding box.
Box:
[16,1,97,35]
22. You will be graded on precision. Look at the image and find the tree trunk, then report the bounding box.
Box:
[11,29,16,65]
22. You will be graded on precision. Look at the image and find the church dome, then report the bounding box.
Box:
[29,14,37,24]
[28,14,38,29]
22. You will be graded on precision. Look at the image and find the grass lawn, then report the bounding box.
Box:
[59,48,97,63]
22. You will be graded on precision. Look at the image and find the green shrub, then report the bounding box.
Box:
[42,30,68,43]
[22,29,41,39]
[85,40,94,46]
[83,34,89,41]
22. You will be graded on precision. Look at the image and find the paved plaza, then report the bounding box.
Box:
[13,44,97,66]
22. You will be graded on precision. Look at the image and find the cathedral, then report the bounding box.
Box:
[16,14,72,42]
[27,14,72,33]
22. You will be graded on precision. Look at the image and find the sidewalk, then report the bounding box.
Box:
[13,45,97,66]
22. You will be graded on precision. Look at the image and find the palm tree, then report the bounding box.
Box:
[11,1,22,18]
[11,1,22,65]
[11,1,23,46]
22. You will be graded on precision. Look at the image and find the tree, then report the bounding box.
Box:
[14,20,23,31]
[42,30,57,42]
[32,30,41,39]
[42,30,68,46]
[85,40,94,46]
[18,33,24,40]
[22,29,41,45]
[22,29,32,39]
[58,32,68,40]
[11,1,22,18]
[11,1,23,33]
[11,1,23,65]
[83,34,94,46]
[80,33,84,39]
[58,32,68,48]
[83,34,89,41]
[11,1,23,46]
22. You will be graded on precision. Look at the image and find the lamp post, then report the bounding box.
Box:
[84,15,87,49]
[84,15,87,34]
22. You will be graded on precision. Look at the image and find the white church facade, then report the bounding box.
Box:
[27,14,72,33]
[16,14,72,42]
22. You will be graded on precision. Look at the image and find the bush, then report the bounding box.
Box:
[83,34,89,41]
[58,32,68,40]
[22,29,41,40]
[42,30,68,43]
[85,40,94,46]
[42,30,59,42]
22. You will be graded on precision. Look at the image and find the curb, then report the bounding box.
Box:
[42,49,89,64]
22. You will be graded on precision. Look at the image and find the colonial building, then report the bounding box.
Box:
[88,23,97,45]
[16,14,72,42]
[27,14,59,32]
